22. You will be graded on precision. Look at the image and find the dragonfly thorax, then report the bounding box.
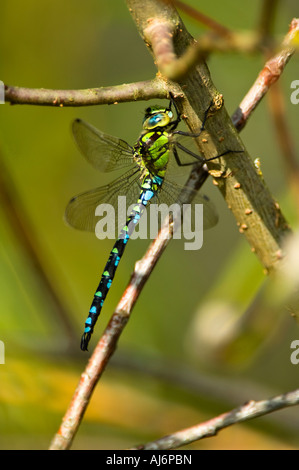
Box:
[140,103,179,174]
[136,129,170,178]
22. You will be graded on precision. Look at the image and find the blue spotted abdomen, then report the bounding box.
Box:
[80,173,163,351]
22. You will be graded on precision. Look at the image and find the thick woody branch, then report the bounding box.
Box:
[129,0,292,273]
[144,5,299,82]
[144,14,263,82]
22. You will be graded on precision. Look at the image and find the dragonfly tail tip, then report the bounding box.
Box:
[80,333,91,351]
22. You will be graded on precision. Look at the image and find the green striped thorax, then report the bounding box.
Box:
[134,105,175,179]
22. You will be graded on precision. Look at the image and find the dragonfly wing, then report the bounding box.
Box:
[65,168,143,232]
[151,177,218,231]
[187,191,218,230]
[72,119,136,172]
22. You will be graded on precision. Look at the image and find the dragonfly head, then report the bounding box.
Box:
[143,105,174,130]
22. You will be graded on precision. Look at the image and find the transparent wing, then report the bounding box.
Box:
[151,176,218,231]
[66,123,218,234]
[72,119,136,172]
[65,170,218,234]
[65,168,143,232]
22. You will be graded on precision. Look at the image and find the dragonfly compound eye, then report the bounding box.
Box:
[143,112,171,130]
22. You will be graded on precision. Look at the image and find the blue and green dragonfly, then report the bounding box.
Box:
[66,94,223,351]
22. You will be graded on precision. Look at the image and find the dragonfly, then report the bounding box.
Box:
[65,94,224,351]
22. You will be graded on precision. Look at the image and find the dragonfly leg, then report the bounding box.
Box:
[168,93,221,138]
[173,139,243,166]
[167,92,182,130]
[171,96,243,164]
[173,141,205,166]
[205,149,244,162]
[172,99,214,139]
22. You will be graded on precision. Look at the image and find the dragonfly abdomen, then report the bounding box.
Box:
[80,173,163,351]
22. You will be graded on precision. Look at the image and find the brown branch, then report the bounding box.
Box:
[146,17,263,81]
[265,18,299,220]
[132,388,299,449]
[268,83,299,217]
[113,351,299,433]
[4,78,167,106]
[231,16,299,220]
[232,18,299,131]
[232,17,299,221]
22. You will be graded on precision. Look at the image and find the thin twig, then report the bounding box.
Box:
[268,83,299,217]
[264,12,299,219]
[131,388,299,449]
[112,351,299,433]
[4,78,167,106]
[232,18,299,131]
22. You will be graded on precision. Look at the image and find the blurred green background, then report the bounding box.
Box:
[0,0,299,450]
